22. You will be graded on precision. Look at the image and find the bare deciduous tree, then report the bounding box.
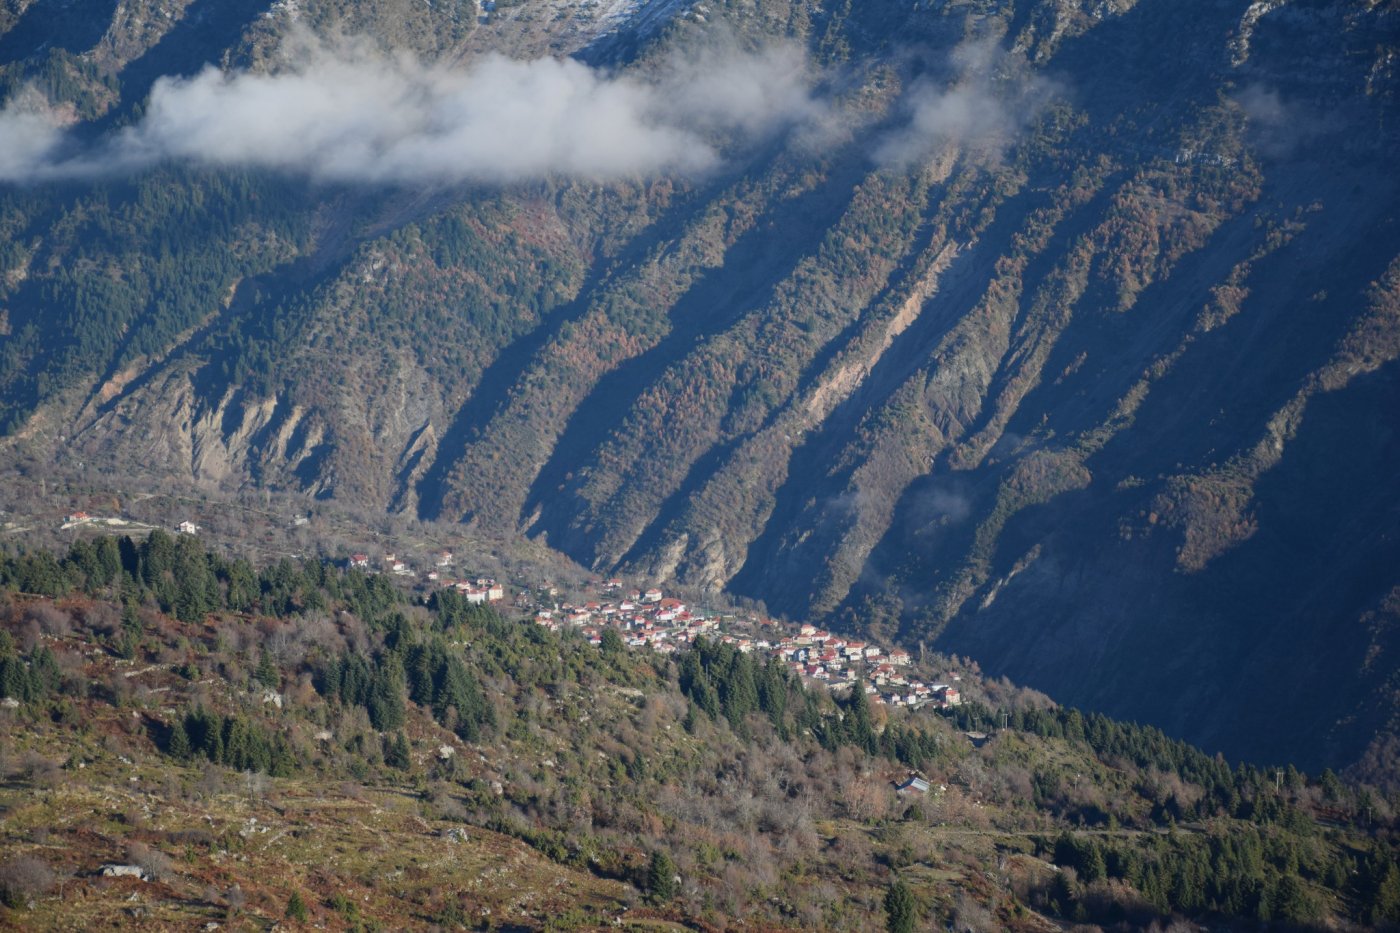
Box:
[0,856,57,907]
[126,841,175,882]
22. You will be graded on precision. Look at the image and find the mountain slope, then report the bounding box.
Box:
[4,538,1400,930]
[1,0,1399,770]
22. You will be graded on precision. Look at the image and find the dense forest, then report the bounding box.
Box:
[1,534,1398,929]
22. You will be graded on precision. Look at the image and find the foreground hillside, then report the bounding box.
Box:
[1,535,1400,930]
[1,0,1399,773]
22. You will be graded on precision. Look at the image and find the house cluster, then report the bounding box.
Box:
[768,623,961,710]
[347,550,506,604]
[524,579,965,712]
[528,579,720,655]
[445,579,505,604]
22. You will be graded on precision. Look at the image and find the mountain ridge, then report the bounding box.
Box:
[1,0,1398,772]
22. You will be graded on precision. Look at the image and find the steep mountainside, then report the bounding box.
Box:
[1,0,1399,771]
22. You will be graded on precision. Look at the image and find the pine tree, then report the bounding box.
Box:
[884,877,916,933]
[720,651,759,731]
[367,654,406,731]
[758,657,788,729]
[121,597,142,635]
[1273,874,1316,923]
[255,652,279,689]
[168,719,192,759]
[95,536,122,587]
[1049,869,1076,915]
[224,560,259,613]
[29,647,60,695]
[647,850,678,902]
[405,644,435,706]
[1083,843,1107,883]
[434,655,493,740]
[0,656,25,700]
[1371,861,1400,924]
[385,733,411,770]
[847,681,877,753]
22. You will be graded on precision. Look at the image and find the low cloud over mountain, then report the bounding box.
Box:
[0,34,831,184]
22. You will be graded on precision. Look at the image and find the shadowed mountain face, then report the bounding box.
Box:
[2,0,1399,770]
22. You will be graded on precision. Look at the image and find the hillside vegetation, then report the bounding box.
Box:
[0,536,1399,929]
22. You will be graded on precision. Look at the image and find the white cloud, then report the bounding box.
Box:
[0,34,1066,185]
[874,38,1058,168]
[0,90,69,182]
[0,34,830,185]
[657,42,827,137]
[1233,82,1333,158]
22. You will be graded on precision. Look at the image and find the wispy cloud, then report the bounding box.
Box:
[655,41,828,138]
[0,88,69,180]
[0,33,1064,185]
[0,34,828,185]
[873,38,1059,168]
[1233,82,1334,159]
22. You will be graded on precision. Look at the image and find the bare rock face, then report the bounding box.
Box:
[2,0,1399,769]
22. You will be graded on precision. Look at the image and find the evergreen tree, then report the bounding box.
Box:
[435,655,492,740]
[29,647,60,696]
[367,654,407,731]
[884,877,916,933]
[140,530,176,590]
[1049,869,1075,915]
[846,681,877,754]
[121,596,142,635]
[1369,860,1400,924]
[224,559,260,613]
[695,676,720,721]
[758,658,789,727]
[0,656,24,700]
[66,539,103,591]
[719,651,759,731]
[406,643,436,706]
[286,890,308,921]
[255,652,279,689]
[94,536,122,588]
[1272,873,1315,923]
[1083,843,1107,884]
[384,733,411,770]
[647,850,678,903]
[167,719,192,759]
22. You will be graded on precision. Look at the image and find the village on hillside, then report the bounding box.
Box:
[400,555,965,714]
[56,508,965,714]
[530,577,965,712]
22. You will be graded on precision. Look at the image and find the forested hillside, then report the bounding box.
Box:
[0,0,1398,773]
[2,535,1399,930]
